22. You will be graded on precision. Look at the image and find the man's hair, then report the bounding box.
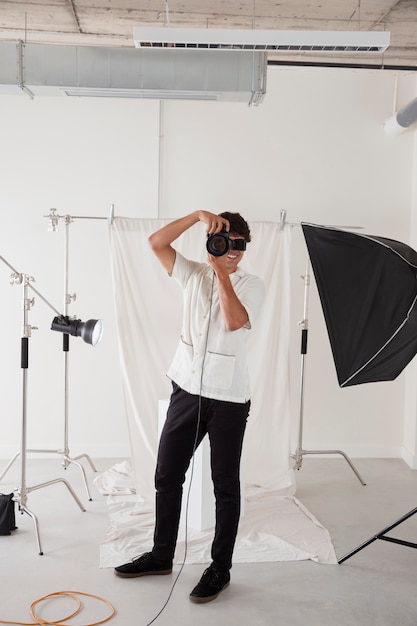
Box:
[218,212,251,243]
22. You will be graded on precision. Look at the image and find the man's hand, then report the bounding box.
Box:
[148,210,230,276]
[207,252,229,277]
[198,211,230,235]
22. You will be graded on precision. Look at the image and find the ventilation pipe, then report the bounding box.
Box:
[384,97,417,135]
[0,41,267,105]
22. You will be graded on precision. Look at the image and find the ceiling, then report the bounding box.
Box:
[0,0,416,69]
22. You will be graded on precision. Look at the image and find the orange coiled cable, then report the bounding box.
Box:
[0,591,116,626]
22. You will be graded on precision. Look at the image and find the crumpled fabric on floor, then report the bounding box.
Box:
[96,462,337,568]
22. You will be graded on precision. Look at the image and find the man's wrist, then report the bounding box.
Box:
[214,267,231,282]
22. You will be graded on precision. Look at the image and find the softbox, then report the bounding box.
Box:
[301,223,417,387]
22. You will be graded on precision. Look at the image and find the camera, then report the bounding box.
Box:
[206,228,247,257]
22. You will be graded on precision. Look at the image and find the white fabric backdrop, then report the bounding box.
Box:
[103,217,337,566]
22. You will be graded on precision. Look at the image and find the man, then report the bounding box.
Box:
[115,210,264,603]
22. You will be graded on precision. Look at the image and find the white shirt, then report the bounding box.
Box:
[166,251,265,403]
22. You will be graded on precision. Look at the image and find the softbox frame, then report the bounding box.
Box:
[301,223,417,387]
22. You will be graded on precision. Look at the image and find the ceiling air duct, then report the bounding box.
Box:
[0,41,267,105]
[384,97,417,135]
[133,27,390,54]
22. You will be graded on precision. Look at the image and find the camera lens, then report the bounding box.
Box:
[206,233,230,257]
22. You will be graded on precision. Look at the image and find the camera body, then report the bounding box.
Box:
[206,228,247,257]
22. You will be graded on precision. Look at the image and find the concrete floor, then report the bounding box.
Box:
[1,456,417,625]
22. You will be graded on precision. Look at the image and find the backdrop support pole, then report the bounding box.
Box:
[291,258,366,486]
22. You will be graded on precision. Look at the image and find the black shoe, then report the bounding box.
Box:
[114,552,172,578]
[189,564,230,603]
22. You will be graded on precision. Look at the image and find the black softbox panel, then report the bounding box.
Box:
[301,223,417,387]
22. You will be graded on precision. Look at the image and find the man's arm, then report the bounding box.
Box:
[148,210,230,274]
[209,255,250,332]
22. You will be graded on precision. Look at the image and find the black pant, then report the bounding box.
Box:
[152,383,250,571]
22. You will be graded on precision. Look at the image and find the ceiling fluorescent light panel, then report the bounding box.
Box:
[133,27,390,53]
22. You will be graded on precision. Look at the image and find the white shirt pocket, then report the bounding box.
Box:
[204,351,236,390]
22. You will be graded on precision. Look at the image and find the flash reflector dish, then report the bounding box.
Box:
[51,316,103,346]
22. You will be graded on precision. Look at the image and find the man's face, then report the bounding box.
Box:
[223,233,246,272]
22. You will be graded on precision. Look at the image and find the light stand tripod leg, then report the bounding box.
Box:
[0,452,21,482]
[338,505,417,563]
[62,456,93,501]
[13,479,85,556]
[28,478,85,512]
[71,453,97,473]
[17,503,43,555]
[295,449,366,486]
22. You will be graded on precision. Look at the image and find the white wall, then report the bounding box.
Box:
[0,64,416,468]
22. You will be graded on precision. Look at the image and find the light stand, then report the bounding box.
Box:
[1,208,111,501]
[296,222,417,564]
[43,208,111,499]
[0,256,88,555]
[291,257,366,486]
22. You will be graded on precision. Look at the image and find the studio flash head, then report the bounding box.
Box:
[206,228,247,257]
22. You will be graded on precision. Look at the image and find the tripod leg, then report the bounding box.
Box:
[296,449,366,486]
[64,457,93,501]
[72,453,97,473]
[338,535,378,564]
[29,478,86,512]
[326,450,366,486]
[19,504,43,555]
[0,451,21,482]
[338,505,417,563]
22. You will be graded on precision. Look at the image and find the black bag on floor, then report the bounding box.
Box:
[0,493,17,535]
